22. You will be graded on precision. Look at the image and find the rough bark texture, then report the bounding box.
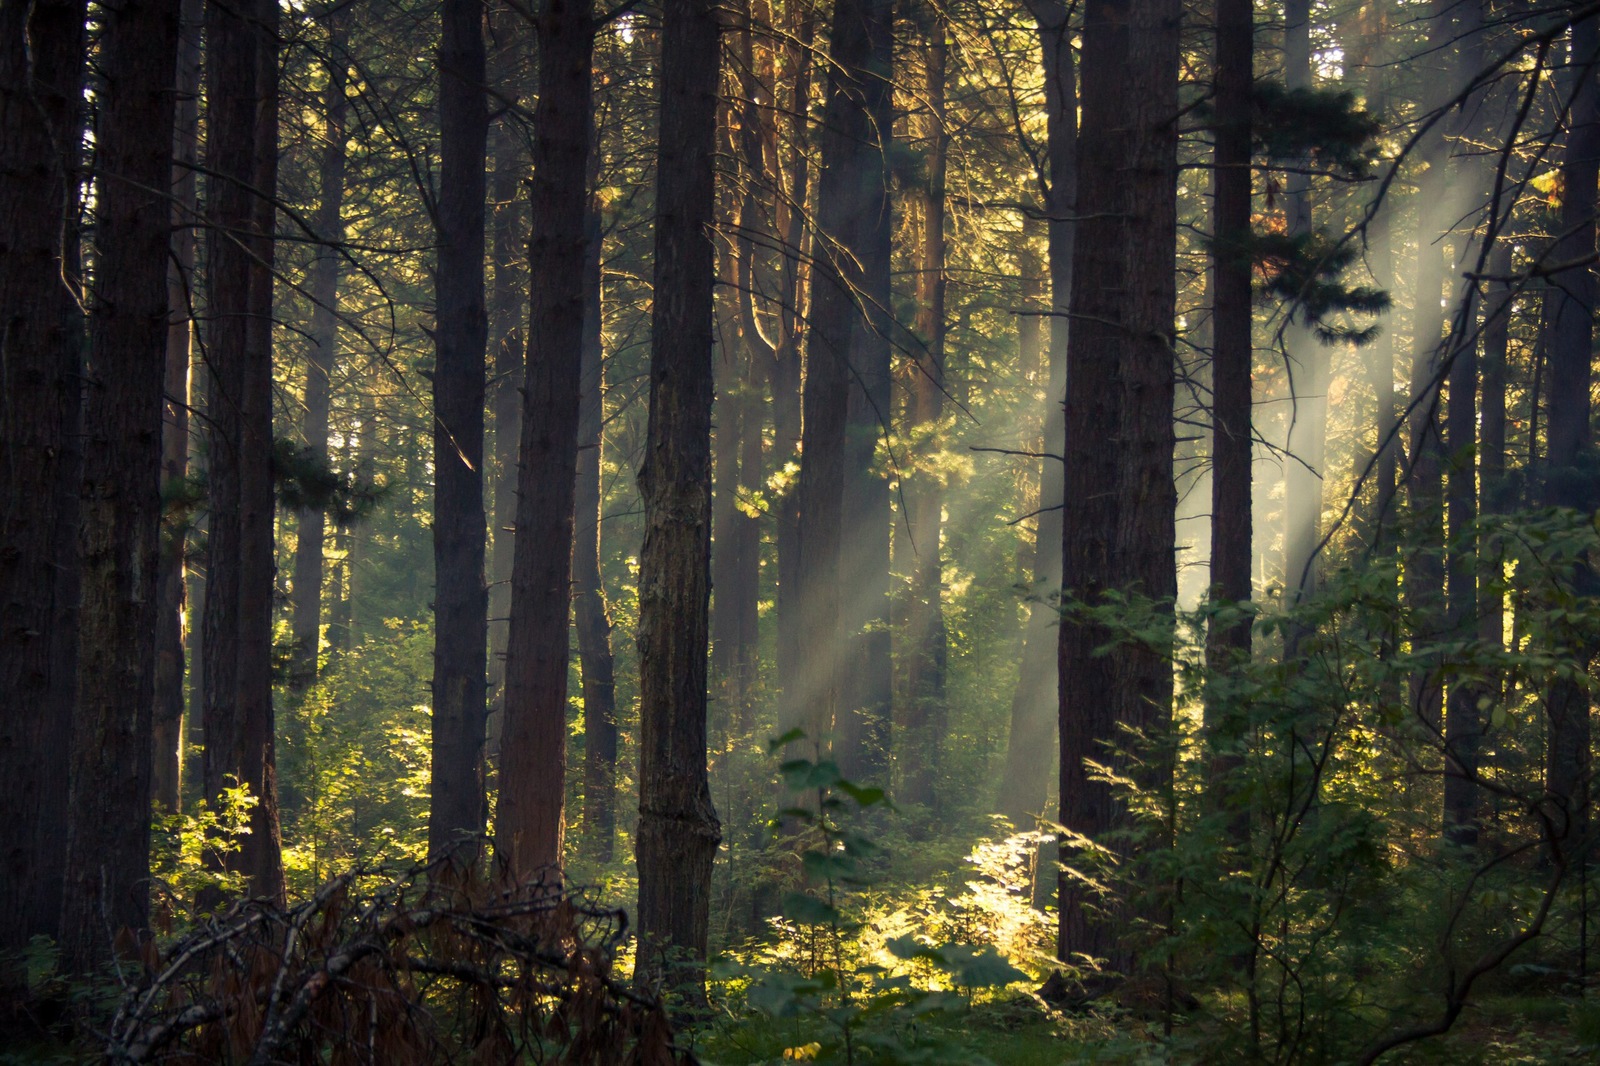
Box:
[427,0,490,862]
[498,0,592,879]
[1542,12,1598,841]
[575,194,618,864]
[153,0,202,817]
[291,12,349,691]
[0,0,84,1003]
[998,0,1073,828]
[201,0,285,905]
[901,6,948,810]
[634,0,722,996]
[59,0,182,973]
[1058,0,1179,973]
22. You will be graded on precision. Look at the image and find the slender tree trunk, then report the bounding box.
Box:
[153,0,202,817]
[1542,12,1598,842]
[486,7,529,756]
[1206,0,1253,781]
[998,0,1074,827]
[60,0,182,972]
[1058,0,1180,973]
[575,192,618,864]
[291,11,348,691]
[428,0,490,862]
[497,0,592,879]
[832,0,894,786]
[201,0,284,905]
[634,0,722,996]
[902,6,948,810]
[0,0,85,1003]
[1282,0,1326,615]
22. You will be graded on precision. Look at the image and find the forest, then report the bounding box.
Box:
[7,0,1600,1060]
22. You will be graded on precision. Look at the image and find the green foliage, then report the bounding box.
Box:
[1251,82,1381,176]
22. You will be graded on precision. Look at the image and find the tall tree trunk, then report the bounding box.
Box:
[153,0,202,817]
[498,0,592,879]
[831,0,894,786]
[1206,0,1253,781]
[486,7,529,757]
[998,0,1074,828]
[428,0,490,862]
[1058,0,1180,973]
[770,4,812,721]
[1542,11,1598,844]
[575,192,618,864]
[201,0,285,906]
[902,5,948,810]
[1281,0,1326,615]
[291,10,349,691]
[0,0,85,1003]
[634,0,722,996]
[60,0,181,972]
[794,0,892,771]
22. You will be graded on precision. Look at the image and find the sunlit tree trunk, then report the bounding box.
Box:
[153,0,201,818]
[998,0,1074,828]
[575,191,618,863]
[201,0,284,905]
[60,0,181,972]
[1058,0,1179,973]
[634,0,722,997]
[0,0,86,998]
[291,10,349,691]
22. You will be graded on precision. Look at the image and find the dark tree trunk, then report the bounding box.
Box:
[831,0,894,786]
[486,7,529,756]
[60,0,182,973]
[428,0,490,862]
[0,0,85,1002]
[770,6,812,720]
[1281,0,1325,611]
[1205,0,1253,781]
[998,0,1073,828]
[634,0,722,996]
[201,0,284,905]
[291,12,349,692]
[575,194,618,864]
[793,0,892,769]
[498,0,592,879]
[901,5,948,810]
[1542,12,1599,841]
[153,0,202,817]
[1058,0,1179,973]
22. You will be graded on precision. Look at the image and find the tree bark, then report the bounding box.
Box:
[153,0,202,818]
[428,0,490,862]
[634,0,722,997]
[1541,11,1598,843]
[0,0,85,1001]
[901,5,948,810]
[575,193,618,864]
[201,0,285,905]
[1058,0,1180,973]
[1205,0,1253,783]
[59,0,182,973]
[998,0,1074,828]
[290,11,349,692]
[498,0,592,879]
